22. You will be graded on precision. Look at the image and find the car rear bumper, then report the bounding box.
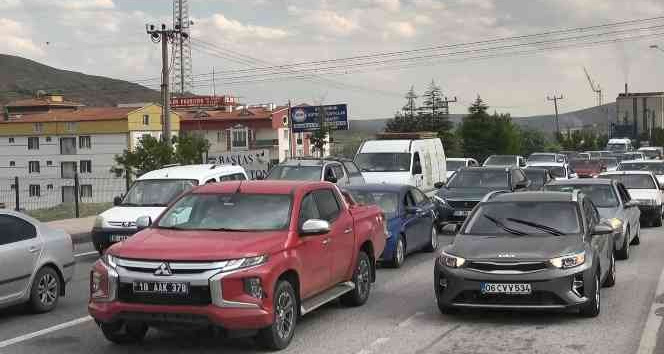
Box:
[89,301,272,330]
[638,205,661,219]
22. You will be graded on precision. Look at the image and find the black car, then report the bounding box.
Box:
[523,167,554,190]
[435,191,615,317]
[433,167,531,227]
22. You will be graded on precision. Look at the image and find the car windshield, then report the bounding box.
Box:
[544,184,619,208]
[528,154,555,162]
[463,202,581,236]
[484,156,516,166]
[600,158,618,168]
[623,153,643,160]
[157,193,292,231]
[354,153,411,172]
[603,174,657,189]
[121,179,197,207]
[267,165,321,181]
[347,190,399,218]
[607,144,628,152]
[446,169,508,189]
[535,166,565,178]
[523,170,545,187]
[570,159,601,170]
[618,162,664,174]
[446,160,466,171]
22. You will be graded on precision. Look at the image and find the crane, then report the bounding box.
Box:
[583,66,603,106]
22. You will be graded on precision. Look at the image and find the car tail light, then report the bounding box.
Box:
[90,260,117,302]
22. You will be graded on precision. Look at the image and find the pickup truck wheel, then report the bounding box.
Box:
[341,251,371,307]
[388,236,405,268]
[423,225,438,252]
[99,321,148,344]
[257,281,297,350]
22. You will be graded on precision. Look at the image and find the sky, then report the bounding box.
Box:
[1,0,664,120]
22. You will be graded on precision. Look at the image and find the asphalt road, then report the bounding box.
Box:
[1,228,664,354]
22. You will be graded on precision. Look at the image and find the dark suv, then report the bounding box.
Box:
[435,191,616,317]
[433,167,531,227]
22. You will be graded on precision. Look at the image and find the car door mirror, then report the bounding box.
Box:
[113,196,123,206]
[592,224,613,236]
[442,224,458,234]
[301,219,331,235]
[624,201,637,208]
[324,175,338,184]
[405,206,423,215]
[136,216,152,230]
[434,182,445,189]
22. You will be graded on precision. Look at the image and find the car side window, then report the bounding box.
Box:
[411,189,427,205]
[205,178,217,184]
[332,164,345,179]
[233,173,247,181]
[0,215,37,246]
[299,194,321,228]
[412,153,422,174]
[313,189,341,222]
[342,161,361,177]
[403,192,416,208]
[617,183,631,203]
[323,166,335,181]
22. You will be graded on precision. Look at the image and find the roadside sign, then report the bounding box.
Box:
[291,104,348,133]
[207,149,271,180]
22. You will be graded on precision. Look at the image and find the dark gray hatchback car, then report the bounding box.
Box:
[435,191,616,317]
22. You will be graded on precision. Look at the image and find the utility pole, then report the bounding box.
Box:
[547,95,564,136]
[288,100,294,159]
[172,0,193,95]
[146,24,186,147]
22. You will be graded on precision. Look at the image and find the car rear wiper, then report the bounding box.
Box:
[505,218,565,236]
[482,214,528,236]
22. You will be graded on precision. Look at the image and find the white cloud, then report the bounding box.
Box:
[414,15,432,25]
[459,0,494,11]
[0,0,21,9]
[209,14,289,39]
[386,21,416,38]
[48,0,115,10]
[413,0,445,10]
[0,18,44,57]
[366,0,400,12]
[300,10,360,36]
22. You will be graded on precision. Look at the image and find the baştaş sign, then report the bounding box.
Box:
[207,149,271,180]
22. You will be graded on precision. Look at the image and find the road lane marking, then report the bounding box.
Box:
[0,316,92,349]
[414,324,461,354]
[355,337,390,354]
[637,265,664,354]
[74,251,98,258]
[398,311,424,327]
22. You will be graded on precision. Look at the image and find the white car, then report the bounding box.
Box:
[527,152,566,163]
[600,171,664,227]
[525,162,576,180]
[617,160,664,187]
[92,164,249,254]
[483,155,526,167]
[445,158,479,179]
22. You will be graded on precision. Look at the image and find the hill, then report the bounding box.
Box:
[0,54,159,107]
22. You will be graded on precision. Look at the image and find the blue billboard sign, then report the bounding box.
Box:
[291,104,348,133]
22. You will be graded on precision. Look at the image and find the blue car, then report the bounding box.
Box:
[346,184,439,268]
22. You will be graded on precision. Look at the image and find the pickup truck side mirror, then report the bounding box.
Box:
[434,182,445,189]
[341,190,356,206]
[324,175,338,184]
[136,216,152,230]
[113,196,123,206]
[301,219,331,235]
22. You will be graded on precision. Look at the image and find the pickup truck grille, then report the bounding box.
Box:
[117,283,212,306]
[447,200,479,210]
[466,261,548,273]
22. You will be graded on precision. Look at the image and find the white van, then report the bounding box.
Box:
[91,164,248,253]
[354,135,446,193]
[606,138,633,153]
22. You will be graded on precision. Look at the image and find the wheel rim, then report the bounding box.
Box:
[595,276,600,311]
[38,273,58,306]
[611,254,616,282]
[357,257,370,299]
[431,227,438,249]
[396,239,404,265]
[275,290,295,340]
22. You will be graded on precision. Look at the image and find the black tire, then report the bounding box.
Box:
[423,225,439,252]
[616,227,630,260]
[257,281,297,351]
[603,253,616,288]
[387,235,405,268]
[654,214,662,227]
[579,272,601,318]
[29,267,61,313]
[632,228,641,245]
[99,321,148,344]
[340,251,372,307]
[437,301,458,315]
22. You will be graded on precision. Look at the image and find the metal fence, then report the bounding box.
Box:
[0,174,128,221]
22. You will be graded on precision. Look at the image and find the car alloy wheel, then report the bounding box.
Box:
[395,238,405,266]
[604,253,616,287]
[357,256,371,300]
[594,275,600,311]
[424,226,438,252]
[275,289,295,340]
[38,272,58,307]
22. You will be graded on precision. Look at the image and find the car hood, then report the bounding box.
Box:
[98,206,167,227]
[109,227,288,261]
[360,172,412,185]
[628,189,659,201]
[437,187,500,201]
[449,234,582,260]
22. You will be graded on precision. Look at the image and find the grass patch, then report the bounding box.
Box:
[26,203,112,222]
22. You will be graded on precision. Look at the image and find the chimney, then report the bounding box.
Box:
[625,83,628,95]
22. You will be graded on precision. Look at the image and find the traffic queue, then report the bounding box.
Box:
[2,132,663,351]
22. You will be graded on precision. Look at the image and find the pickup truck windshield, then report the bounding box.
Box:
[158,193,292,231]
[447,170,508,189]
[267,165,322,181]
[354,153,411,172]
[464,202,581,236]
[121,179,197,207]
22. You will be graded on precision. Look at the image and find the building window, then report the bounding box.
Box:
[29,185,40,197]
[45,136,52,142]
[231,127,248,150]
[79,136,91,149]
[47,184,53,190]
[80,160,92,174]
[65,122,78,132]
[9,161,15,167]
[80,185,93,198]
[8,137,14,143]
[217,131,224,143]
[61,162,77,179]
[33,123,43,133]
[60,137,76,155]
[28,137,39,150]
[283,129,289,139]
[143,115,150,125]
[28,161,40,174]
[46,160,53,166]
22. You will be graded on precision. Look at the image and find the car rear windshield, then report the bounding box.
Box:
[157,193,292,231]
[544,184,619,208]
[447,169,508,189]
[570,159,601,169]
[523,170,545,187]
[484,156,515,166]
[121,179,198,207]
[607,143,628,152]
[640,150,660,158]
[602,174,657,189]
[354,153,411,172]
[347,190,398,218]
[599,158,618,168]
[463,202,581,236]
[618,162,664,174]
[267,165,322,181]
[528,154,555,162]
[536,166,565,178]
[623,153,643,160]
[446,160,465,171]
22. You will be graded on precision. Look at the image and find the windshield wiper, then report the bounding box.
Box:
[483,214,528,236]
[505,218,565,236]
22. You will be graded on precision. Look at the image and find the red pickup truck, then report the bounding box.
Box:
[89,181,386,350]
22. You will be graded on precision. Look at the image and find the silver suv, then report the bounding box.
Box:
[266,157,366,186]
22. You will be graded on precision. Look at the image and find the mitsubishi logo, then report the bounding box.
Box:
[122,222,131,228]
[154,262,173,276]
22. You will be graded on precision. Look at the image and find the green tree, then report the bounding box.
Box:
[113,135,175,176]
[175,134,211,165]
[419,80,452,133]
[386,86,419,132]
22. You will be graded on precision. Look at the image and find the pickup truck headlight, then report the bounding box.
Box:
[608,218,623,231]
[221,255,268,272]
[433,195,448,206]
[439,251,466,268]
[550,251,585,269]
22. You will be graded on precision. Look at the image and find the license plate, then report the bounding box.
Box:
[132,281,190,295]
[481,282,532,295]
[453,210,471,217]
[110,235,130,242]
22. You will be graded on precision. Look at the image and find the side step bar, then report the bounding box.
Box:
[300,281,355,315]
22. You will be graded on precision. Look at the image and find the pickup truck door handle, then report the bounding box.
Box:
[322,238,331,246]
[343,228,353,234]
[28,246,41,253]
